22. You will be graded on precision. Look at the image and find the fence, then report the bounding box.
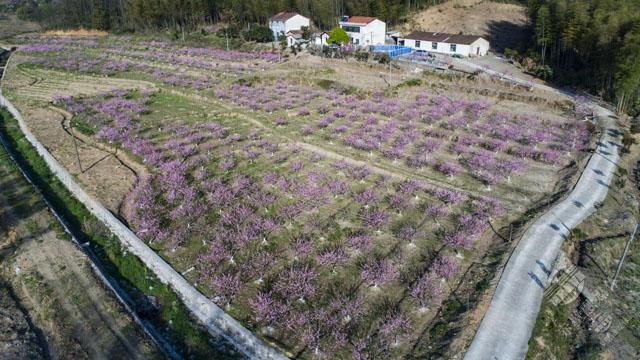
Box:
[371,45,412,59]
[0,48,287,360]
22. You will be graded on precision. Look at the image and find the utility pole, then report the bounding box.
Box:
[69,122,83,173]
[610,223,638,290]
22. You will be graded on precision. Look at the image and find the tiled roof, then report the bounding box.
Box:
[341,16,378,25]
[404,31,483,45]
[269,12,300,21]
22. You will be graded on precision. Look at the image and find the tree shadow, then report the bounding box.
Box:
[485,20,532,53]
[536,259,551,276]
[528,271,545,289]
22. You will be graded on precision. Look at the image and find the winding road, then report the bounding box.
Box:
[458,58,622,359]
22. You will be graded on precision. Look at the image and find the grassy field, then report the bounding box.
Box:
[0,108,241,359]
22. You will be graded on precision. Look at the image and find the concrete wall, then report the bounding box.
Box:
[269,20,286,40]
[400,37,489,57]
[341,19,386,46]
[0,50,286,360]
[469,38,490,57]
[269,15,309,40]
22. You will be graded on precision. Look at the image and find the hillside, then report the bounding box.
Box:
[0,13,40,39]
[402,0,529,52]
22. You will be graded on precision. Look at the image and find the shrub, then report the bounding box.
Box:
[219,25,240,38]
[243,24,273,43]
[373,52,390,64]
[327,27,350,45]
[354,51,370,62]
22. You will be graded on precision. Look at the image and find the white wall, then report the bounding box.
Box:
[314,33,329,46]
[400,37,488,57]
[340,19,386,46]
[269,15,310,40]
[285,15,310,33]
[269,20,286,40]
[469,38,490,56]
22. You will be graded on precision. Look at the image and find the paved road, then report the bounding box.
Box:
[460,58,622,359]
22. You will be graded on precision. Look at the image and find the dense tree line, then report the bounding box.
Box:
[7,0,448,31]
[526,0,640,114]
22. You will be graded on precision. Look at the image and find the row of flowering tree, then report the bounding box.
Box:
[54,88,508,358]
[214,80,592,191]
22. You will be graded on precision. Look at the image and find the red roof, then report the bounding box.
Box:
[342,16,378,25]
[269,12,300,21]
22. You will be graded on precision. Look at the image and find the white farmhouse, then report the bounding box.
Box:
[399,31,490,57]
[268,12,310,41]
[338,16,386,46]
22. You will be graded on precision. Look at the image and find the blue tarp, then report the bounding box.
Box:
[371,45,412,59]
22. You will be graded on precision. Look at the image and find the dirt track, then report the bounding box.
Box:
[0,138,160,359]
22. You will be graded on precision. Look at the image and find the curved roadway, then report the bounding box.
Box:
[457,58,622,359]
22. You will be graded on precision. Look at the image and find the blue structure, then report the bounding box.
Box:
[371,45,412,59]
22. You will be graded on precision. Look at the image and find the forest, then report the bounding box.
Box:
[3,0,638,114]
[4,0,448,30]
[526,0,640,114]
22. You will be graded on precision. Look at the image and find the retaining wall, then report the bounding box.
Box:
[0,50,287,360]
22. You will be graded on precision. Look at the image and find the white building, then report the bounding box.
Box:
[314,32,329,46]
[338,16,386,46]
[268,12,310,41]
[399,31,490,57]
[286,30,303,47]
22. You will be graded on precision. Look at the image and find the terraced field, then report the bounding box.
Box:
[0,115,159,359]
[2,35,594,358]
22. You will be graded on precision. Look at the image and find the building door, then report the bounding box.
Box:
[476,47,480,56]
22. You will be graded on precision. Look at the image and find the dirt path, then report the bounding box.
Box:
[3,66,147,214]
[168,88,527,207]
[0,143,160,359]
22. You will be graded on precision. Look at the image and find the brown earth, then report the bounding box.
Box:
[402,0,530,51]
[2,64,155,214]
[0,13,40,40]
[0,139,160,359]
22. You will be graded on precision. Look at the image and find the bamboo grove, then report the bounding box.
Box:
[527,0,640,114]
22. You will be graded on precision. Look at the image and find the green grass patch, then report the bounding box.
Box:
[526,299,574,359]
[0,108,238,359]
[70,117,95,136]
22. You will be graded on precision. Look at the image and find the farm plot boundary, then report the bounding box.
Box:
[0,50,286,360]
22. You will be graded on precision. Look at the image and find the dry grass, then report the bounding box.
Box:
[43,28,108,37]
[402,0,529,51]
[0,13,40,39]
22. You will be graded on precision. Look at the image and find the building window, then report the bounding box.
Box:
[432,42,438,50]
[415,40,421,48]
[354,38,359,45]
[399,39,405,46]
[341,25,361,33]
[450,44,457,52]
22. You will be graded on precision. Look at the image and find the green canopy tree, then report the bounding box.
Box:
[327,27,349,45]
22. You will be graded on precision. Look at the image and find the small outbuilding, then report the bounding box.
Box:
[286,30,303,47]
[399,31,490,57]
[269,12,310,41]
[314,32,329,46]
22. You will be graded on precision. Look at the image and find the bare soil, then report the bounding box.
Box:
[2,64,152,214]
[0,13,40,40]
[0,144,160,359]
[403,0,530,51]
